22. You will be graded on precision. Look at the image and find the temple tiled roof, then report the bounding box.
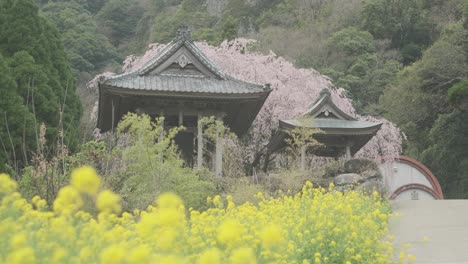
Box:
[281,119,381,131]
[100,26,269,95]
[104,74,267,94]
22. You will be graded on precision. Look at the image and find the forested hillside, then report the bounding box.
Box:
[0,0,82,172]
[1,0,467,197]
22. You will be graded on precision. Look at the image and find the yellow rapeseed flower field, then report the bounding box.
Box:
[0,167,402,263]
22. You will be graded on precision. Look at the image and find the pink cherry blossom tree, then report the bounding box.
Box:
[89,39,402,171]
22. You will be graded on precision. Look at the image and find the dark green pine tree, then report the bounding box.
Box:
[0,54,36,173]
[0,0,82,171]
[464,0,468,64]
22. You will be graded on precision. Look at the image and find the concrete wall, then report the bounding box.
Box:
[394,189,437,200]
[380,162,436,200]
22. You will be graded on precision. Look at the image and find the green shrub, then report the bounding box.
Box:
[104,113,216,211]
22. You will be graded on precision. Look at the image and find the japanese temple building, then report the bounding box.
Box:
[97,27,271,176]
[268,89,382,159]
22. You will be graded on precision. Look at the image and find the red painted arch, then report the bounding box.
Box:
[390,156,444,199]
[390,183,443,200]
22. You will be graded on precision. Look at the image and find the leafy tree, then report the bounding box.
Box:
[323,27,401,112]
[421,111,468,198]
[0,55,35,173]
[464,0,468,64]
[41,2,119,73]
[111,114,216,211]
[97,0,144,46]
[149,3,217,43]
[380,17,468,198]
[221,16,239,41]
[361,0,434,57]
[284,118,323,170]
[35,0,107,13]
[327,27,375,56]
[448,79,468,110]
[381,28,467,153]
[0,0,82,169]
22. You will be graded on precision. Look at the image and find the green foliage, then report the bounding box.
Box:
[0,54,35,172]
[380,16,468,197]
[0,0,82,171]
[361,0,433,54]
[221,16,239,41]
[149,4,218,43]
[285,119,322,154]
[257,0,298,28]
[41,2,119,73]
[328,27,375,55]
[264,170,311,194]
[323,27,402,112]
[111,113,216,211]
[35,0,107,13]
[381,23,467,151]
[226,177,267,205]
[421,111,468,198]
[97,0,144,46]
[448,79,468,105]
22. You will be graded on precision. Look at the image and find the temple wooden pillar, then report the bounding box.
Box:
[345,143,352,160]
[178,108,183,126]
[300,146,306,170]
[197,112,203,168]
[215,114,223,177]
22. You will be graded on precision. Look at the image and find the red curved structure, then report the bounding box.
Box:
[390,183,443,200]
[390,156,444,199]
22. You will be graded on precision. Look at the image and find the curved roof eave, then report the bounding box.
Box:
[279,119,382,135]
[100,84,271,100]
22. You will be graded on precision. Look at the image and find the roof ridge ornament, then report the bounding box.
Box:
[177,54,190,68]
[319,88,331,98]
[176,25,192,41]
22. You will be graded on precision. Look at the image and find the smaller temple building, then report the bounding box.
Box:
[268,89,382,159]
[97,27,271,176]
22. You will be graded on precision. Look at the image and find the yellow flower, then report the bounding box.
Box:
[0,173,398,263]
[70,166,101,194]
[158,255,184,264]
[157,228,178,250]
[408,254,416,262]
[79,247,92,262]
[6,247,35,264]
[53,186,83,214]
[217,220,243,246]
[100,245,126,264]
[0,173,18,194]
[96,190,121,214]
[197,248,221,264]
[11,233,28,249]
[127,246,150,263]
[230,247,256,264]
[156,192,183,209]
[156,208,184,227]
[52,248,67,264]
[260,224,284,248]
